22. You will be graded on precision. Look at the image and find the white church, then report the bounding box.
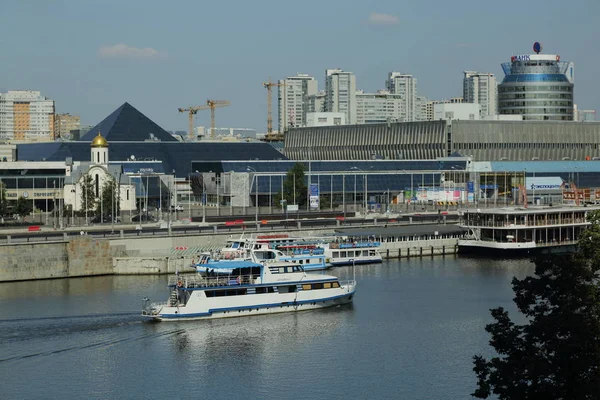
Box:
[63,132,137,212]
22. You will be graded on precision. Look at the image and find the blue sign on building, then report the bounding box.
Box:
[467,181,474,193]
[310,183,319,196]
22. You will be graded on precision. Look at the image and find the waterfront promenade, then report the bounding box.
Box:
[0,211,461,282]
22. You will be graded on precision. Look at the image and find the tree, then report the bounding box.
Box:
[472,210,600,399]
[0,181,7,217]
[96,176,119,218]
[14,196,32,219]
[274,162,307,208]
[80,173,96,214]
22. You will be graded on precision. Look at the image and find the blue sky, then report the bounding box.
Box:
[1,0,598,132]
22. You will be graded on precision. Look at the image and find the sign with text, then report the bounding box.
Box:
[287,204,299,212]
[309,183,319,210]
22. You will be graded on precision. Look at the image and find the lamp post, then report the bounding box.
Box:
[342,173,346,218]
[247,166,257,225]
[53,180,56,228]
[111,175,115,233]
[71,187,75,226]
[196,171,206,224]
[350,167,362,213]
[188,173,191,221]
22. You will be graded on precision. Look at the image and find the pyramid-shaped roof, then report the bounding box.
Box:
[79,102,178,142]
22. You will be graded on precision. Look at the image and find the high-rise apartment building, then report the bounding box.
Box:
[386,72,418,121]
[356,90,405,124]
[277,73,318,132]
[498,45,574,121]
[325,69,357,124]
[0,90,55,141]
[463,71,497,117]
[55,113,80,139]
[307,91,326,114]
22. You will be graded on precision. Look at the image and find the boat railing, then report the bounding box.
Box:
[329,242,381,249]
[339,279,357,291]
[466,218,589,228]
[168,274,260,289]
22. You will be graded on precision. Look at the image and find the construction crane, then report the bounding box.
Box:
[262,78,284,134]
[178,105,209,141]
[206,100,230,138]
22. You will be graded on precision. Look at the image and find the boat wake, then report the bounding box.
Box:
[0,312,185,363]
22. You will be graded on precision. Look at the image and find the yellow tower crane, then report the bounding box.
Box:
[262,78,284,134]
[206,100,230,138]
[178,105,209,141]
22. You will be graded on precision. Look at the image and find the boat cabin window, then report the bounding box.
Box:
[300,281,338,290]
[255,286,276,294]
[205,288,247,297]
[277,285,297,293]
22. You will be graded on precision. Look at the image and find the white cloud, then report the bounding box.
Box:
[97,43,164,60]
[368,12,399,25]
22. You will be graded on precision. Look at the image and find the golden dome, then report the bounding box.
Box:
[91,132,108,148]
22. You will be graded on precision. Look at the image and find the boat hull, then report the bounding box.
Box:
[458,240,578,258]
[329,257,382,266]
[143,289,355,322]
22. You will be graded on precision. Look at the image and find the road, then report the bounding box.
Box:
[0,212,460,245]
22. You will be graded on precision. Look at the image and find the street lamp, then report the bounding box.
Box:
[195,170,206,224]
[350,167,362,213]
[247,166,258,225]
[71,187,75,226]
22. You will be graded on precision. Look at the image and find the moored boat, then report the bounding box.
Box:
[142,257,356,322]
[458,205,600,256]
[323,239,382,266]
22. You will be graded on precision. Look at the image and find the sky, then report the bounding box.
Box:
[1,0,599,132]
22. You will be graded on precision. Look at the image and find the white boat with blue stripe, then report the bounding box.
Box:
[142,254,356,322]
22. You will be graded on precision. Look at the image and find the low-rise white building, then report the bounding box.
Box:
[433,103,481,121]
[306,112,346,127]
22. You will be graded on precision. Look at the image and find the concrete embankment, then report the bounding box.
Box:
[0,224,460,282]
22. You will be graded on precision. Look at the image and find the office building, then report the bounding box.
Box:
[277,73,318,132]
[55,113,80,139]
[356,90,405,124]
[498,46,575,120]
[0,90,55,141]
[386,72,418,121]
[463,71,497,117]
[325,69,357,124]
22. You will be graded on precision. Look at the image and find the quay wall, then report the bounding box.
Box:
[0,226,460,282]
[0,228,336,282]
[0,236,113,282]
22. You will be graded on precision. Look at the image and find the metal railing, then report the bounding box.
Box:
[168,274,260,288]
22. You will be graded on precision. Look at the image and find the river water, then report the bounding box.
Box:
[0,256,533,400]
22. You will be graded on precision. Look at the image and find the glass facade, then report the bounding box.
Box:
[498,59,574,121]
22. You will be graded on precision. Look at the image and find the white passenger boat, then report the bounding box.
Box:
[142,257,356,322]
[192,246,330,274]
[322,239,382,266]
[458,205,600,256]
[220,234,306,260]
